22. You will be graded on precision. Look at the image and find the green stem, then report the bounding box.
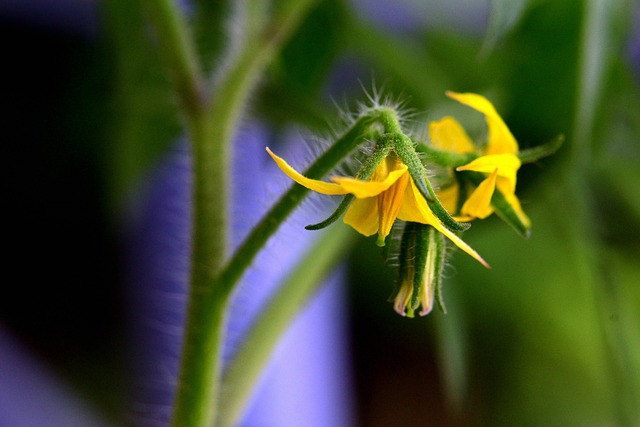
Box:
[152,0,321,425]
[139,0,204,116]
[218,225,356,427]
[171,275,229,427]
[171,109,227,427]
[136,2,222,425]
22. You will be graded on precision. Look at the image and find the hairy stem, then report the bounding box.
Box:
[141,0,322,425]
[217,110,383,292]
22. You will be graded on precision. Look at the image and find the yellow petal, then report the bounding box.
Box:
[456,153,520,174]
[400,179,490,268]
[446,91,518,155]
[435,222,490,268]
[376,172,410,241]
[332,164,408,198]
[495,175,515,197]
[436,181,460,215]
[266,147,349,195]
[457,153,520,194]
[461,169,498,219]
[397,177,435,224]
[437,182,476,222]
[453,213,475,222]
[457,153,520,173]
[343,197,379,236]
[429,117,476,154]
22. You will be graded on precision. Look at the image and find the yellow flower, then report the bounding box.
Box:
[429,91,530,228]
[266,147,488,267]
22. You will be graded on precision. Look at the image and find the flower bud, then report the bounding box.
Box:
[391,222,447,317]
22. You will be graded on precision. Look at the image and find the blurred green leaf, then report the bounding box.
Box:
[600,249,640,425]
[256,0,348,129]
[104,0,182,208]
[423,31,504,93]
[502,0,581,144]
[573,0,630,163]
[276,0,347,96]
[434,286,469,412]
[451,177,619,426]
[193,0,229,73]
[481,0,530,54]
[347,18,451,107]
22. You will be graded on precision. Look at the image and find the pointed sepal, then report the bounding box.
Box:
[393,134,470,233]
[518,135,564,164]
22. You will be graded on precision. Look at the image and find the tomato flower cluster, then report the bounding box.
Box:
[267,92,559,316]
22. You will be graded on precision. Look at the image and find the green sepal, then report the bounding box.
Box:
[394,223,449,317]
[307,138,392,232]
[415,143,477,168]
[416,225,447,315]
[390,223,413,316]
[380,221,403,262]
[430,227,447,314]
[392,222,426,318]
[464,171,531,238]
[395,223,415,291]
[305,194,354,230]
[518,134,564,164]
[358,139,394,180]
[409,223,430,316]
[392,134,471,233]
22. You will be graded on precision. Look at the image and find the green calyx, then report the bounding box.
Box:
[393,222,448,317]
[415,142,477,168]
[393,134,470,233]
[429,226,447,314]
[303,108,470,241]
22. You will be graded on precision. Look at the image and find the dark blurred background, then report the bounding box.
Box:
[1,0,125,415]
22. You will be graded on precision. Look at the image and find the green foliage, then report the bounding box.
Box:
[277,0,347,97]
[482,0,531,53]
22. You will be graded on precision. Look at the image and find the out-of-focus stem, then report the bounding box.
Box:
[218,225,355,427]
[139,0,205,117]
[141,0,325,425]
